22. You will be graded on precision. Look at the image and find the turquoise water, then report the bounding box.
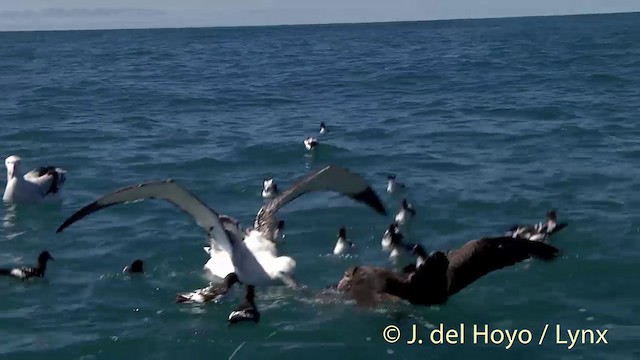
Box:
[1,12,639,360]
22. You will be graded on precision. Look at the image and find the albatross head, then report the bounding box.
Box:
[5,155,22,178]
[337,266,358,291]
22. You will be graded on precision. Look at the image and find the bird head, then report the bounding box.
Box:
[5,155,22,178]
[412,244,428,258]
[125,259,144,273]
[337,266,358,291]
[38,250,54,264]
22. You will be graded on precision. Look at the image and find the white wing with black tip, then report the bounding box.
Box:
[55,179,234,255]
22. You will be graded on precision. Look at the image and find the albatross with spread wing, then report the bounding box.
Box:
[56,165,387,321]
[334,236,560,308]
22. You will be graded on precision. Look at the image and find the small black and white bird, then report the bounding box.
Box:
[304,137,319,150]
[177,273,240,304]
[123,259,144,274]
[394,198,416,225]
[319,122,327,135]
[506,209,568,242]
[262,178,279,199]
[0,251,54,280]
[386,175,406,194]
[388,229,415,262]
[402,244,428,274]
[381,223,402,251]
[333,226,354,256]
[228,285,260,324]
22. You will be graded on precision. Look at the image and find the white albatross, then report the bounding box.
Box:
[3,155,67,204]
[55,165,387,303]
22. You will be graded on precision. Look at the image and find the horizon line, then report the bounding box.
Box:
[0,9,638,34]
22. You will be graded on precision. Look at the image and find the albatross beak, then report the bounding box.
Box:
[337,278,350,291]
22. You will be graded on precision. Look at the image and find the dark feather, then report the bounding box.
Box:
[445,236,559,296]
[336,236,560,308]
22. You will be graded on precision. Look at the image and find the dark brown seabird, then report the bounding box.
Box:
[335,236,560,308]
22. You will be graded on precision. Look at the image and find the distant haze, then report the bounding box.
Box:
[0,0,639,31]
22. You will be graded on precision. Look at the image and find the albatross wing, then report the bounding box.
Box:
[55,179,234,255]
[23,166,67,196]
[444,236,559,297]
[254,165,387,242]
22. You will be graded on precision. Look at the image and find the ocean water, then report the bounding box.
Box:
[1,12,639,360]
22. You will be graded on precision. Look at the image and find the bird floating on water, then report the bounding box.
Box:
[123,259,144,274]
[55,165,387,320]
[387,228,415,262]
[386,175,405,194]
[333,226,354,256]
[394,198,416,225]
[3,155,67,204]
[401,244,428,274]
[381,223,402,251]
[506,210,568,242]
[176,273,239,304]
[319,122,327,135]
[228,285,260,324]
[304,137,319,151]
[0,251,54,280]
[262,178,279,199]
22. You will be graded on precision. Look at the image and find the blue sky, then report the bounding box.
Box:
[1,0,639,31]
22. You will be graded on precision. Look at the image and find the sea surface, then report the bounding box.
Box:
[0,12,639,360]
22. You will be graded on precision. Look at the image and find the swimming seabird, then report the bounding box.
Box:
[401,244,428,274]
[228,285,260,324]
[386,175,405,194]
[394,198,416,225]
[3,155,67,203]
[319,122,327,135]
[335,236,559,308]
[333,226,354,256]
[123,259,144,274]
[55,165,387,311]
[506,210,568,241]
[0,251,54,280]
[176,273,239,304]
[387,228,414,262]
[262,178,279,199]
[381,223,402,251]
[304,137,319,150]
